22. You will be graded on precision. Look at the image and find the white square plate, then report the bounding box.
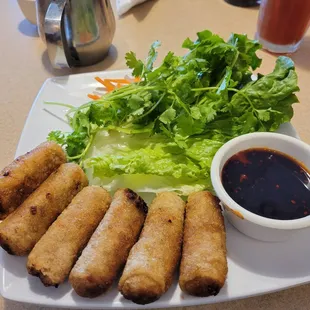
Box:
[1,70,310,309]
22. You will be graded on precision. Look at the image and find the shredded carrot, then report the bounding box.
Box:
[88,94,100,100]
[95,77,115,92]
[105,78,131,84]
[90,76,141,98]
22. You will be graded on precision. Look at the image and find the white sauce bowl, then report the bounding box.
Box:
[211,132,310,242]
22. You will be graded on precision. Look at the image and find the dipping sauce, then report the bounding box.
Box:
[222,148,310,220]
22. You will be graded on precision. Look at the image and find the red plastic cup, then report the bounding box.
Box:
[256,0,310,53]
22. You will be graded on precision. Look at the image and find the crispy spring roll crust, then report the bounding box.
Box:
[0,141,66,219]
[0,163,88,256]
[179,191,228,297]
[119,192,185,305]
[27,186,111,287]
[69,188,147,298]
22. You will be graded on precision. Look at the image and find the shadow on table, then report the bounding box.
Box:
[265,36,310,71]
[223,0,260,11]
[18,19,39,38]
[121,0,158,21]
[41,44,118,77]
[289,36,310,71]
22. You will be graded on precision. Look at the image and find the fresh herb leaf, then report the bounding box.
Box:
[159,107,176,125]
[227,33,262,70]
[146,41,161,71]
[47,130,66,145]
[125,51,144,77]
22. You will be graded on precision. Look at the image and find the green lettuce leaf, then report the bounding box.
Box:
[83,132,223,195]
[229,56,299,133]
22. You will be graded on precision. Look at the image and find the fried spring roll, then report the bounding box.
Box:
[0,141,66,219]
[69,188,147,298]
[179,191,228,297]
[27,186,111,287]
[0,163,88,256]
[119,192,185,305]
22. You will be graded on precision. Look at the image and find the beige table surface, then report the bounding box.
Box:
[1,0,310,309]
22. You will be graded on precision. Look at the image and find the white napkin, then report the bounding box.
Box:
[116,0,149,16]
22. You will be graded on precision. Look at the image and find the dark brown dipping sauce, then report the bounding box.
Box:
[222,148,310,220]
